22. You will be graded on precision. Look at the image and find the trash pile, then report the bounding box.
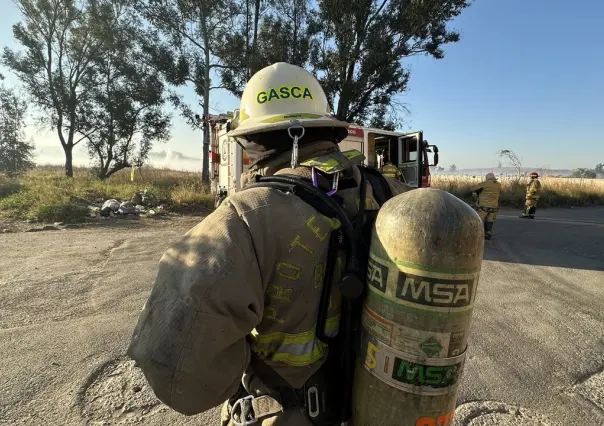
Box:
[89,191,167,220]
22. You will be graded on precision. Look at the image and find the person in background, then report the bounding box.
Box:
[520,172,542,219]
[472,172,502,240]
[379,151,404,182]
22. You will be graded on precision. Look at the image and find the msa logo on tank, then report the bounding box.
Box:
[367,256,476,310]
[367,257,388,292]
[392,358,461,389]
[256,86,313,104]
[396,272,475,309]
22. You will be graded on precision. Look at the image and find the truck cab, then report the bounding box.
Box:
[339,126,439,188]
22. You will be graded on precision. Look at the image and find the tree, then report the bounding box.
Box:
[449,164,457,173]
[134,0,235,183]
[498,149,522,179]
[0,84,35,177]
[80,1,170,179]
[2,0,104,177]
[217,0,313,96]
[595,163,604,175]
[571,168,596,179]
[308,0,471,126]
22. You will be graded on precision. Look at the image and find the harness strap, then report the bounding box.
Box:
[358,165,393,205]
[230,393,287,425]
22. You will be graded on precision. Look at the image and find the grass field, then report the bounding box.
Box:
[0,166,214,223]
[1,167,603,223]
[431,175,604,208]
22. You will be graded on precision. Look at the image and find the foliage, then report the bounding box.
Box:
[0,85,35,177]
[449,164,457,172]
[133,0,237,183]
[3,0,170,179]
[308,0,470,126]
[217,0,313,97]
[215,0,470,127]
[2,0,104,177]
[80,1,170,179]
[594,163,603,175]
[571,168,597,179]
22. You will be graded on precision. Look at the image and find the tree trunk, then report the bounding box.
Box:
[63,144,74,177]
[200,6,211,184]
[252,0,260,72]
[246,0,251,78]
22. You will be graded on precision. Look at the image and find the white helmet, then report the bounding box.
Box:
[486,172,496,180]
[227,62,349,138]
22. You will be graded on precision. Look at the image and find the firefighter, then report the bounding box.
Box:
[520,171,542,219]
[471,172,501,240]
[379,151,403,182]
[126,62,411,426]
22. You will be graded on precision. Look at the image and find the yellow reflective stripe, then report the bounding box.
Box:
[250,315,340,367]
[260,113,324,124]
[341,149,364,162]
[252,314,340,344]
[270,343,326,366]
[301,157,340,172]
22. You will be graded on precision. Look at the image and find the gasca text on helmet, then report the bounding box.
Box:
[256,86,314,104]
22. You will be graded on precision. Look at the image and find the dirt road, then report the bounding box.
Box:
[1,207,603,426]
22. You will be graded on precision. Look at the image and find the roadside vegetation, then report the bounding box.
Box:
[0,166,214,223]
[431,175,604,208]
[2,167,603,224]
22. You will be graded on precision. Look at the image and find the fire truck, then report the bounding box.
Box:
[209,110,439,207]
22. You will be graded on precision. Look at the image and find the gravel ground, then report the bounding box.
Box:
[1,207,603,426]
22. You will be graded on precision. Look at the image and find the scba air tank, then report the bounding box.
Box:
[352,188,485,426]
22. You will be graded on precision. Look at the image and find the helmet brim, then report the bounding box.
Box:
[227,113,349,138]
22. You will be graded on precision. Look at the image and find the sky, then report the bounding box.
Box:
[1,0,603,171]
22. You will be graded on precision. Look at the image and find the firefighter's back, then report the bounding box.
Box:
[478,179,502,208]
[220,170,409,425]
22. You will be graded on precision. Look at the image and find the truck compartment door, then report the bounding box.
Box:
[398,131,424,188]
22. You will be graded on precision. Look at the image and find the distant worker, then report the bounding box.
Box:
[472,172,502,240]
[520,172,542,219]
[379,151,404,182]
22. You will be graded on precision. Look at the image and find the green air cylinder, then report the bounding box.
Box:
[352,188,484,426]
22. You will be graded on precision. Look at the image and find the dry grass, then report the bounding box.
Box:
[431,175,604,208]
[2,166,602,223]
[0,166,214,223]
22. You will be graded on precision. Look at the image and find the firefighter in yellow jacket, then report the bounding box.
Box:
[472,172,502,240]
[379,152,403,182]
[126,63,411,426]
[520,172,542,219]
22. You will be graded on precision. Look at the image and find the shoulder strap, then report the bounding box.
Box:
[357,165,393,206]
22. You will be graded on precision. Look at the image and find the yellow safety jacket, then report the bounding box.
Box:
[526,179,542,200]
[472,179,502,208]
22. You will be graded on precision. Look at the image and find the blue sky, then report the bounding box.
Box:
[1,0,603,170]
